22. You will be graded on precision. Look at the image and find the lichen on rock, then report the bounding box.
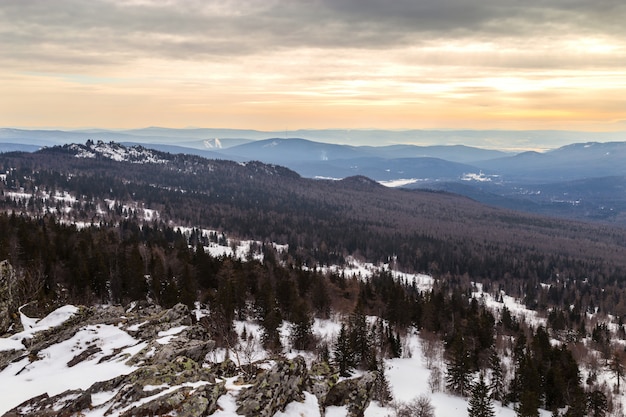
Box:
[236,356,309,417]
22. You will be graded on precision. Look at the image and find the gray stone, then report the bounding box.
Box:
[3,389,92,417]
[236,356,309,417]
[323,372,377,417]
[308,361,339,406]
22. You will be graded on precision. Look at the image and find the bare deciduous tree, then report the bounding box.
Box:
[392,394,435,417]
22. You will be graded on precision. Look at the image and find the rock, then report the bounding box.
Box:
[159,303,192,326]
[236,356,309,417]
[211,358,240,378]
[323,372,377,417]
[4,375,226,417]
[308,361,339,406]
[104,360,224,417]
[0,302,228,416]
[119,381,225,417]
[3,389,91,417]
[125,303,194,342]
[127,326,215,367]
[153,338,215,363]
[67,344,102,367]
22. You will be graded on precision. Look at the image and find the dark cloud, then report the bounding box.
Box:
[1,0,625,69]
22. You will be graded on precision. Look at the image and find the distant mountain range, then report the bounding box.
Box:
[2,128,626,225]
[2,126,625,149]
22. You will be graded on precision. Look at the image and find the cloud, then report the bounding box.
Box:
[2,0,626,69]
[1,0,625,131]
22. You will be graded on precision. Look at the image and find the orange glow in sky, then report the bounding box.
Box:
[1,1,626,133]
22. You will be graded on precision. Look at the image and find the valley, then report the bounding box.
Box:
[1,140,626,416]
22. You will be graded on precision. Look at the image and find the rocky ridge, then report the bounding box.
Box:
[0,301,376,417]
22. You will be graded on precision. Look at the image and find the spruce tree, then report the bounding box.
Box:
[334,323,355,377]
[564,385,587,417]
[517,389,540,417]
[609,351,624,392]
[371,357,393,406]
[587,390,608,417]
[290,300,314,351]
[468,373,495,417]
[489,348,505,405]
[349,303,372,369]
[446,334,472,396]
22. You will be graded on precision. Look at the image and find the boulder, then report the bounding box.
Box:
[3,390,91,417]
[323,372,377,417]
[308,361,339,406]
[236,356,309,417]
[119,382,226,417]
[5,356,223,416]
[212,358,240,378]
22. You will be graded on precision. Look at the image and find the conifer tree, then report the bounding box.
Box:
[587,390,608,417]
[517,389,540,417]
[564,385,587,417]
[446,334,472,396]
[468,373,495,417]
[609,351,625,392]
[371,357,393,406]
[260,297,282,353]
[349,303,372,369]
[290,300,314,350]
[334,323,355,377]
[489,348,506,405]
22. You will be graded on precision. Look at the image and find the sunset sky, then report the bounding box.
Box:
[2,0,626,132]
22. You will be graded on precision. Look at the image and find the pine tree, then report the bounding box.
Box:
[609,351,625,392]
[489,348,506,405]
[348,303,372,369]
[334,323,355,377]
[517,389,540,417]
[290,300,314,350]
[587,390,608,417]
[514,351,541,417]
[564,385,586,417]
[260,298,282,353]
[446,334,472,396]
[371,357,393,406]
[468,373,495,417]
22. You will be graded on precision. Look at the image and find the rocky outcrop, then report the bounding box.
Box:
[323,372,377,417]
[1,300,380,417]
[5,356,225,417]
[308,360,339,406]
[3,390,92,417]
[236,356,309,417]
[211,357,240,378]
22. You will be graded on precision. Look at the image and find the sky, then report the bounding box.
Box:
[2,0,626,133]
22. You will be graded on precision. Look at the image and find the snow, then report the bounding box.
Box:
[378,178,422,187]
[316,257,434,291]
[1,301,563,417]
[471,284,547,328]
[273,392,321,417]
[72,142,170,164]
[461,172,496,182]
[314,176,341,181]
[0,259,575,417]
[0,305,80,352]
[156,325,188,344]
[0,324,144,415]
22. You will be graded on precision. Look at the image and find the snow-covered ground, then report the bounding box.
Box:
[0,306,146,414]
[1,303,556,417]
[316,256,434,291]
